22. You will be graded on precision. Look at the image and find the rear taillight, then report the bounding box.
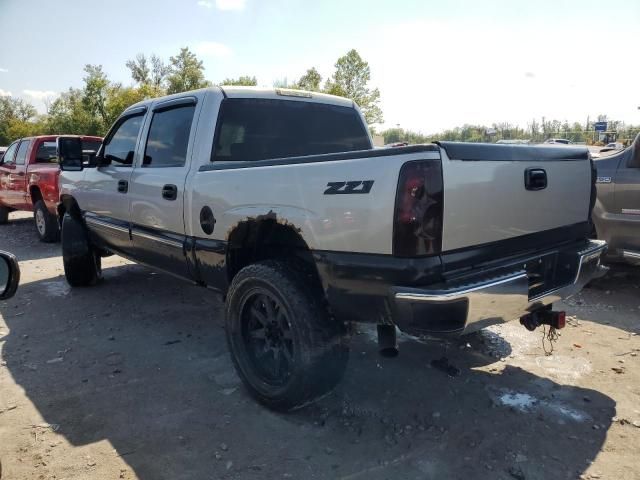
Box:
[393,160,443,257]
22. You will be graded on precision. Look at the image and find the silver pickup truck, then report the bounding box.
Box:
[56,87,606,410]
[593,134,640,264]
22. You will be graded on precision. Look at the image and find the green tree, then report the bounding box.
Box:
[324,50,383,125]
[82,64,110,127]
[46,88,103,136]
[126,53,151,85]
[219,75,257,86]
[167,47,210,94]
[0,96,38,144]
[150,54,169,90]
[295,67,322,92]
[127,53,168,91]
[104,84,149,127]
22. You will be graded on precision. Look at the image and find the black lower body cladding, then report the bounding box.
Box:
[315,222,598,335]
[313,251,443,325]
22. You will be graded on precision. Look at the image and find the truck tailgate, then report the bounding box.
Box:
[438,142,593,253]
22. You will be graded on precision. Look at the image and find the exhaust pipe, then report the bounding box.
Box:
[377,324,399,357]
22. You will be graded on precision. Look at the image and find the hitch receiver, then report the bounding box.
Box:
[520,309,566,332]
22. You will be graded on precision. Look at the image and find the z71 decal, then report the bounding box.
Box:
[324,180,374,195]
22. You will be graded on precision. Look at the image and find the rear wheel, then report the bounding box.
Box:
[61,212,102,287]
[34,200,60,242]
[225,260,349,411]
[0,206,9,225]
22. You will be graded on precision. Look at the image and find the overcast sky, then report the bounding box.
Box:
[0,0,638,133]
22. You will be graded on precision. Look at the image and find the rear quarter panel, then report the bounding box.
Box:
[187,151,439,254]
[27,163,60,213]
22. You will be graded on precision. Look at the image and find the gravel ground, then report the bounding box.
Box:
[1,212,639,480]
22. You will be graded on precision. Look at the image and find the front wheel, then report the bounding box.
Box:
[225,260,349,411]
[34,200,60,242]
[61,213,102,287]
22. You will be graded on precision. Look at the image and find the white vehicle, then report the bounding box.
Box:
[57,87,606,410]
[600,142,624,153]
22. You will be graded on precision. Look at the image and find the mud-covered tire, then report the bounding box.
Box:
[61,212,102,287]
[0,206,9,224]
[34,200,60,242]
[225,260,349,411]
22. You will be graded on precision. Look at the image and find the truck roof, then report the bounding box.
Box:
[124,86,355,114]
[16,135,103,142]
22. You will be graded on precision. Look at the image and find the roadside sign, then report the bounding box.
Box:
[594,121,607,132]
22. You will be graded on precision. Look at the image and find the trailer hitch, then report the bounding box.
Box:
[520,309,566,332]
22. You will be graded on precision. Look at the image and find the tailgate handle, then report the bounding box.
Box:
[525,168,547,191]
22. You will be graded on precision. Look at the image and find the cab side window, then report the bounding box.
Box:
[14,140,31,166]
[35,142,58,163]
[143,105,195,168]
[104,115,144,166]
[1,142,19,165]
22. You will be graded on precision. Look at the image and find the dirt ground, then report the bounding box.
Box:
[1,212,639,480]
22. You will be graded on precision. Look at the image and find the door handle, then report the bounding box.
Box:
[162,184,178,201]
[117,180,128,193]
[524,168,547,191]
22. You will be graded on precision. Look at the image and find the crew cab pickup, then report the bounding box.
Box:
[593,133,640,264]
[0,135,102,241]
[57,87,606,410]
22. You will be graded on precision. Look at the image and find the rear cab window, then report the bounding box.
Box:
[35,142,58,163]
[212,98,371,162]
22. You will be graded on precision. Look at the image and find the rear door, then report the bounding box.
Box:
[81,108,146,252]
[127,96,199,278]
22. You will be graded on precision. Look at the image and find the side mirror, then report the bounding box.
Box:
[96,154,111,167]
[0,251,20,300]
[630,133,640,168]
[57,136,84,171]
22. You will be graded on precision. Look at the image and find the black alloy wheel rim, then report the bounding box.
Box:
[240,290,294,386]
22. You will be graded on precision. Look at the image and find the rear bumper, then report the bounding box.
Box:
[391,240,607,335]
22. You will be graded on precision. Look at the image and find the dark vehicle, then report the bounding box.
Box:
[593,133,640,264]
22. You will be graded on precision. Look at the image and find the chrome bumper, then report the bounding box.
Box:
[391,240,608,335]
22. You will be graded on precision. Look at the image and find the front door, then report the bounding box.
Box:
[81,111,146,253]
[0,141,19,208]
[128,97,199,279]
[0,139,30,209]
[614,153,640,253]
